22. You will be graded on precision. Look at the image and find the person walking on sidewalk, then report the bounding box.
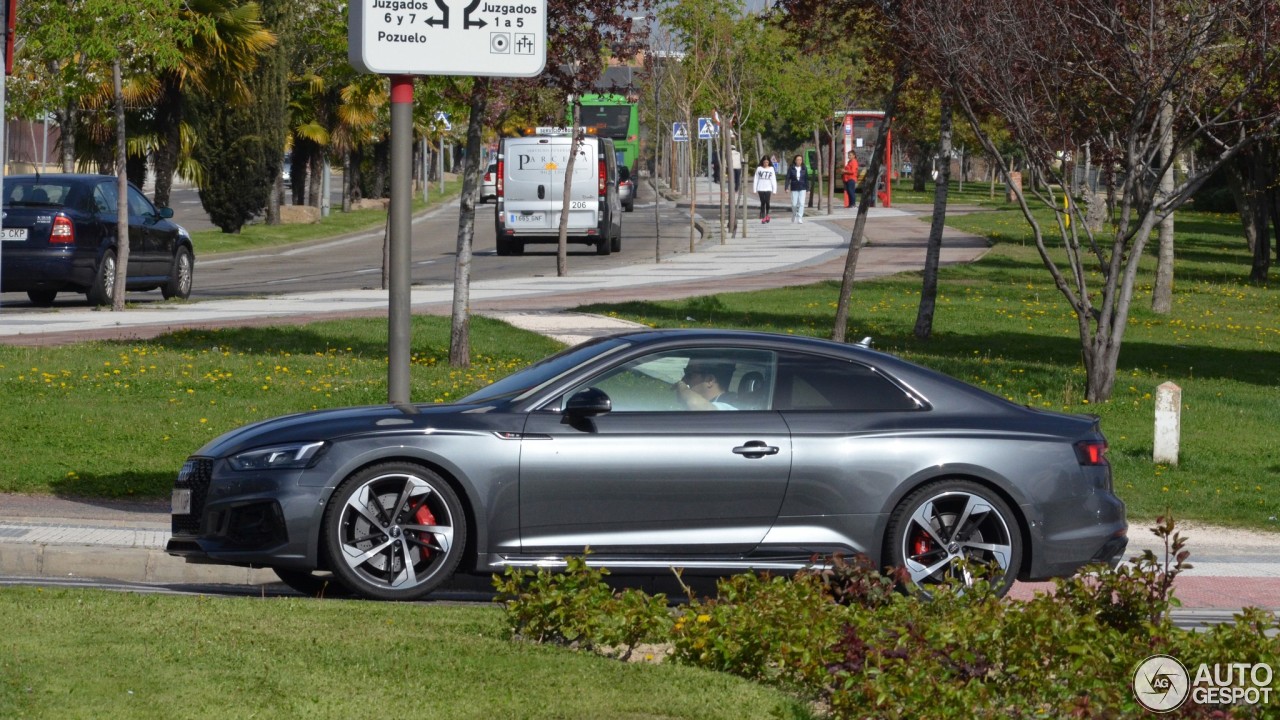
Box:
[842,152,860,208]
[753,157,777,223]
[786,154,809,223]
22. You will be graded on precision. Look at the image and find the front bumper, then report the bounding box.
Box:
[167,457,327,568]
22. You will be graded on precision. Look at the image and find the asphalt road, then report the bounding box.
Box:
[1,181,689,308]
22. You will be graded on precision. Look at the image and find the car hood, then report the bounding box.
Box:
[192,402,494,459]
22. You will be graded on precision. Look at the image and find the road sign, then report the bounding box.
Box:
[672,122,689,142]
[433,111,452,131]
[697,117,717,140]
[349,0,546,77]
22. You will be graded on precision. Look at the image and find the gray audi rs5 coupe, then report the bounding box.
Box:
[167,329,1127,600]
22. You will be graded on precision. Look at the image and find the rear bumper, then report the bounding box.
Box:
[0,248,92,291]
[1022,491,1128,580]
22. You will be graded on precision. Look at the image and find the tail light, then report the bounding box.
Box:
[598,159,606,195]
[50,216,75,244]
[496,159,504,198]
[1074,440,1108,466]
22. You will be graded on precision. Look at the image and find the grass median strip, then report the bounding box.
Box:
[0,586,809,720]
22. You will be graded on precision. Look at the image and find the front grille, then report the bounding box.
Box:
[171,457,213,536]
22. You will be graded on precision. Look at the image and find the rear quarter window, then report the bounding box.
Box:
[776,352,921,412]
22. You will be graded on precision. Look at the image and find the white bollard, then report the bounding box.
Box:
[1153,382,1181,465]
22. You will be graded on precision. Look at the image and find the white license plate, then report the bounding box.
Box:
[171,488,192,515]
[509,213,544,224]
[569,201,590,210]
[0,228,28,241]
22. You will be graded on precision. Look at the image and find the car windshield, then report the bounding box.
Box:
[458,336,631,405]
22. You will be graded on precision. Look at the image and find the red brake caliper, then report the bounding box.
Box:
[413,502,437,558]
[912,531,933,557]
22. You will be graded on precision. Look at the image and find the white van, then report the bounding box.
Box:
[493,131,623,256]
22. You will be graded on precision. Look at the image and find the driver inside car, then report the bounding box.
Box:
[673,361,737,410]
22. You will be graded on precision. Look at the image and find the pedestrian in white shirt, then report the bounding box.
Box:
[753,157,777,223]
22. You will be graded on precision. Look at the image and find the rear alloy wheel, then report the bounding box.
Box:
[323,463,466,601]
[87,249,117,306]
[885,480,1021,598]
[27,290,57,306]
[162,247,194,299]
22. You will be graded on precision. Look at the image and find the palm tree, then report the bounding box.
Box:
[150,0,276,208]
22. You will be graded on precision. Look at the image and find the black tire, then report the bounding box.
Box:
[323,462,467,601]
[624,202,634,212]
[272,568,351,598]
[162,246,194,299]
[87,249,117,306]
[884,480,1022,598]
[595,237,611,256]
[496,236,516,256]
[27,290,57,306]
[610,234,621,253]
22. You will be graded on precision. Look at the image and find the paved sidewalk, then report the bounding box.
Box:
[2,184,1278,611]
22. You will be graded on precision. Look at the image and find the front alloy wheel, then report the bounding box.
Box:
[886,480,1021,597]
[323,463,466,601]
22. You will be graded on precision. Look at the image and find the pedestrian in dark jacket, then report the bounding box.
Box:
[786,155,808,223]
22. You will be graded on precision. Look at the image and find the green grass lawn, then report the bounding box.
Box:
[190,179,463,255]
[0,586,810,720]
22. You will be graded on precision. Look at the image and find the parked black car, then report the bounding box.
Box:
[1,174,194,306]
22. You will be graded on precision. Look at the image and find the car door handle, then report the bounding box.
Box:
[732,441,779,459]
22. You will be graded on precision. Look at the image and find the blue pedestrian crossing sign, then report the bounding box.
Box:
[672,121,690,142]
[697,117,718,140]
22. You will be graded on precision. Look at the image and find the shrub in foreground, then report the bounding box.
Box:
[496,519,1280,718]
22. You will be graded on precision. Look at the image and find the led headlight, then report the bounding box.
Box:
[228,441,327,471]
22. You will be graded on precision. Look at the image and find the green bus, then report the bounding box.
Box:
[576,94,640,171]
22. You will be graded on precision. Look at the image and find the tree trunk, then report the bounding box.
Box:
[151,77,182,209]
[111,59,131,312]
[557,102,583,276]
[449,78,490,368]
[833,69,905,343]
[58,97,78,173]
[913,93,953,340]
[342,149,353,213]
[1151,95,1175,313]
[308,152,323,207]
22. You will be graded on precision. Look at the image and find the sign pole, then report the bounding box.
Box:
[388,75,413,405]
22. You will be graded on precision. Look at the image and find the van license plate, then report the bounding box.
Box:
[0,228,28,241]
[509,213,544,224]
[569,201,589,210]
[171,488,192,515]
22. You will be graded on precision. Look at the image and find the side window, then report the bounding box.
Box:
[94,184,118,215]
[126,186,155,217]
[565,348,776,412]
[774,352,920,412]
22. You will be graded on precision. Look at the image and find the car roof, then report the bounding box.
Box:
[4,173,119,185]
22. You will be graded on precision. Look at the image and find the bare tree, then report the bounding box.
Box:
[907,0,1280,400]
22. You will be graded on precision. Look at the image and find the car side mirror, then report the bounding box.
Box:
[564,388,611,417]
[157,207,175,219]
